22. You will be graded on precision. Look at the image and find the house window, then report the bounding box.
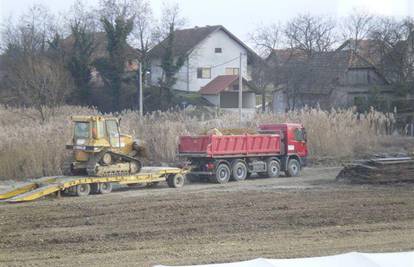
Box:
[225,67,239,75]
[197,67,211,79]
[215,48,222,53]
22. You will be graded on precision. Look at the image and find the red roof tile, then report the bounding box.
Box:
[199,75,239,95]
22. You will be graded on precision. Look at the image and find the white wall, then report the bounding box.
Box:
[219,91,255,108]
[149,29,248,92]
[202,95,220,106]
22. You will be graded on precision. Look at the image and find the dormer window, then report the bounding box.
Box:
[215,48,222,53]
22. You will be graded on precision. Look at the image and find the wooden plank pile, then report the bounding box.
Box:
[336,156,414,184]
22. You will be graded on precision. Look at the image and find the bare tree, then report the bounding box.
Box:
[4,55,73,121]
[98,0,136,25]
[370,17,414,83]
[154,2,187,42]
[130,0,154,53]
[1,4,73,121]
[68,0,99,32]
[1,5,57,54]
[341,8,375,51]
[250,58,275,112]
[284,14,336,57]
[249,23,282,57]
[129,0,155,107]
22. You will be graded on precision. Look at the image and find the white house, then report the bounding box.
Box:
[148,25,258,92]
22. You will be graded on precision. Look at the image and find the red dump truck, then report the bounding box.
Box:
[178,123,308,183]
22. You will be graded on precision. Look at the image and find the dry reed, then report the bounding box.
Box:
[0,105,393,180]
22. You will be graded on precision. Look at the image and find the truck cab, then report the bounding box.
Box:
[258,123,308,167]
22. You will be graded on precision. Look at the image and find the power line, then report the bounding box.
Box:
[154,56,241,75]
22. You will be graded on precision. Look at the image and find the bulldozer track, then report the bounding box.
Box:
[86,150,142,177]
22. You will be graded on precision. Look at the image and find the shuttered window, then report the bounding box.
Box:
[197,68,211,79]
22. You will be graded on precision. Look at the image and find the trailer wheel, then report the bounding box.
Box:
[75,184,91,197]
[231,160,248,181]
[211,163,231,184]
[286,158,301,177]
[267,159,281,178]
[98,183,112,194]
[167,174,185,188]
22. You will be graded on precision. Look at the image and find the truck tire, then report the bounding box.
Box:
[267,159,281,178]
[286,158,301,177]
[98,182,112,194]
[167,174,185,188]
[211,163,231,184]
[75,184,91,197]
[231,160,248,181]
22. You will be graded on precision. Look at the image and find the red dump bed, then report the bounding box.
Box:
[178,134,281,157]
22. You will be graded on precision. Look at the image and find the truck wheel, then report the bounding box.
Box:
[212,163,231,184]
[167,174,185,188]
[75,184,91,197]
[267,159,280,178]
[231,160,248,181]
[286,158,301,177]
[98,183,112,194]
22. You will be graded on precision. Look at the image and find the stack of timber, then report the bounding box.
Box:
[336,156,414,184]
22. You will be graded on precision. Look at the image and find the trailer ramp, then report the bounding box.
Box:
[0,167,186,203]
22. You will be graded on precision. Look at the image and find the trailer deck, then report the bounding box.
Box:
[0,167,186,203]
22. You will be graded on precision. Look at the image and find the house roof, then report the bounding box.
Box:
[267,49,307,64]
[268,49,387,94]
[61,32,140,61]
[199,75,253,95]
[336,39,386,66]
[148,25,259,60]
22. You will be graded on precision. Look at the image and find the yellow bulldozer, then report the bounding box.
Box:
[63,116,146,176]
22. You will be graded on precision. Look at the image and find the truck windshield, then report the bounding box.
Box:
[74,122,90,139]
[294,128,305,142]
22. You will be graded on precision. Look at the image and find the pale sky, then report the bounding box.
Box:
[1,0,413,43]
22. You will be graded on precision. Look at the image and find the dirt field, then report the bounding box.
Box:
[1,167,414,267]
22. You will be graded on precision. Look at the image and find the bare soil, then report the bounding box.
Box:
[1,167,414,267]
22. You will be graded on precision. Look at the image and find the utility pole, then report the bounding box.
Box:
[238,52,243,125]
[139,62,143,117]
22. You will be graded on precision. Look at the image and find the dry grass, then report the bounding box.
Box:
[0,105,394,180]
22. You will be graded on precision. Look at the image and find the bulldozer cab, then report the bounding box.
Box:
[101,119,121,148]
[70,116,122,150]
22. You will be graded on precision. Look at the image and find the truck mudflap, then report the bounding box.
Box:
[300,156,308,167]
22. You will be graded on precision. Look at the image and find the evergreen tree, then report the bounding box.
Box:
[67,22,94,105]
[95,15,133,111]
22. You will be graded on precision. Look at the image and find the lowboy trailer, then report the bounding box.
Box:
[0,167,186,203]
[179,123,308,183]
